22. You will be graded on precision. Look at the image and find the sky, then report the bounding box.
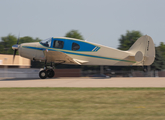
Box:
[0,0,165,48]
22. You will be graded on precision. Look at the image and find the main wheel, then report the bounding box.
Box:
[39,70,47,79]
[47,69,55,78]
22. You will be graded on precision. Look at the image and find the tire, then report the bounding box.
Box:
[47,69,55,78]
[39,70,47,79]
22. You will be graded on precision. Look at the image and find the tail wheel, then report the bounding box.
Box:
[143,66,148,72]
[47,69,55,78]
[39,70,47,79]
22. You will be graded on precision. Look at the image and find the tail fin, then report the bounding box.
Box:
[128,35,155,65]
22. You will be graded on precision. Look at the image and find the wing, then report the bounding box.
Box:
[43,50,88,65]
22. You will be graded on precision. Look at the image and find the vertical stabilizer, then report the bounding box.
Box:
[128,35,155,65]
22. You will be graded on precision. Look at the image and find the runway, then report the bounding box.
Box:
[0,77,165,87]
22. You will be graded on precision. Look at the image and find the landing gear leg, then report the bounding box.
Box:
[44,60,47,69]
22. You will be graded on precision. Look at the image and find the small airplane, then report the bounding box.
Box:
[12,35,155,79]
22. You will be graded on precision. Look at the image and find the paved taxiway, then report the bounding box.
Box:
[0,77,165,87]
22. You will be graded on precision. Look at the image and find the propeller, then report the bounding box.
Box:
[12,35,20,63]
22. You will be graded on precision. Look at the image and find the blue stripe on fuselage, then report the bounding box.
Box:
[22,46,135,63]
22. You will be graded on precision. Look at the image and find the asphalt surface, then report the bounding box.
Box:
[0,77,165,87]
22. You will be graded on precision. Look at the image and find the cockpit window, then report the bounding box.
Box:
[53,40,64,49]
[72,42,80,51]
[40,38,51,47]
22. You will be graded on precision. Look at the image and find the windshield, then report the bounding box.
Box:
[40,38,52,47]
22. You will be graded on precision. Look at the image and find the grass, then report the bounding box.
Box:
[0,88,165,120]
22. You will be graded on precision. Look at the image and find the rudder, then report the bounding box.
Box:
[128,35,155,65]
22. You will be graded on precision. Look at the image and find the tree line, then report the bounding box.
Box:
[0,30,165,70]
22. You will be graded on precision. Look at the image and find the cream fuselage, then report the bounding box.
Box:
[18,36,155,66]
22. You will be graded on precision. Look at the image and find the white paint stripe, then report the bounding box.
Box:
[94,47,99,51]
[92,46,97,51]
